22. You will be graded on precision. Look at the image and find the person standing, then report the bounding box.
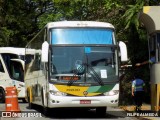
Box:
[132,74,145,112]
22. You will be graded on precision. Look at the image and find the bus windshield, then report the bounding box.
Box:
[50,46,118,85]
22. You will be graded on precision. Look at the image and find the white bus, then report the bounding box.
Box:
[25,21,128,115]
[0,47,25,102]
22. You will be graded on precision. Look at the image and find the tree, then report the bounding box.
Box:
[119,0,160,104]
[0,0,54,47]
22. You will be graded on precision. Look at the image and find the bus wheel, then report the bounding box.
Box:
[96,107,106,117]
[28,99,33,109]
[22,98,27,103]
[27,95,33,109]
[0,88,5,103]
[43,107,49,116]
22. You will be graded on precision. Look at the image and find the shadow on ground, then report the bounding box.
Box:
[27,104,127,119]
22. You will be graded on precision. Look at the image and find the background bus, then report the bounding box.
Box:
[25,21,128,116]
[0,47,25,103]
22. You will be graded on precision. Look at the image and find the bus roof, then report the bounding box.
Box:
[0,47,25,55]
[45,21,115,29]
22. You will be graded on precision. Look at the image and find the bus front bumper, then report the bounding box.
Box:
[47,94,119,108]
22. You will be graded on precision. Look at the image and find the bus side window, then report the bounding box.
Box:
[10,61,24,82]
[0,60,4,72]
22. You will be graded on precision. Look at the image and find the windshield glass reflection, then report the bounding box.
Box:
[50,46,118,84]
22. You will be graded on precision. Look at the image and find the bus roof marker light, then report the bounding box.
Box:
[41,41,49,62]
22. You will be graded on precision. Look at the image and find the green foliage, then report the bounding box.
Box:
[1,0,158,47]
[0,27,12,46]
[122,0,144,30]
[0,0,54,47]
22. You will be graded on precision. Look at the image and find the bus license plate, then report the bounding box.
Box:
[80,100,91,104]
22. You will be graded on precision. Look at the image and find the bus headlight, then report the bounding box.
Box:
[103,90,119,96]
[49,90,67,96]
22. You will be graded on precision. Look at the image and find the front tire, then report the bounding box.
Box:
[28,96,33,109]
[22,98,27,103]
[0,88,5,103]
[43,107,50,117]
[41,89,49,116]
[96,107,106,117]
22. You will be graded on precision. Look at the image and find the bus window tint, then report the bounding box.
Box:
[10,61,24,82]
[1,53,18,70]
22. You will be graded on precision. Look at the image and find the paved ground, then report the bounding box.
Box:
[0,101,138,120]
[0,101,159,120]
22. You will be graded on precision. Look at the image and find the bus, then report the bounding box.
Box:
[25,21,128,115]
[0,47,25,103]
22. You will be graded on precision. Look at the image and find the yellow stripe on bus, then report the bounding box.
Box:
[54,85,101,96]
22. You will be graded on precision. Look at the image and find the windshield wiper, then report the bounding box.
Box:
[67,63,104,86]
[84,63,104,86]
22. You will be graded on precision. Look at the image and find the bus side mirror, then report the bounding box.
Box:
[119,41,128,62]
[41,41,49,62]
